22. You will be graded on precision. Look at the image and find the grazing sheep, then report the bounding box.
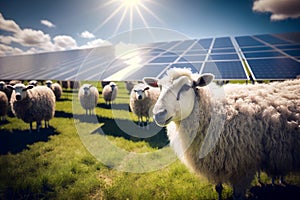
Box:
[102,82,118,105]
[70,81,80,90]
[144,68,300,200]
[46,80,63,100]
[78,84,99,115]
[129,83,159,126]
[8,84,56,132]
[0,91,8,121]
[0,81,12,102]
[28,80,38,86]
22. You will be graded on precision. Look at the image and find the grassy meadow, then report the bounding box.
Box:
[0,82,300,200]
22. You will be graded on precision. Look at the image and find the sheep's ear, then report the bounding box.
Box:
[194,73,214,87]
[7,85,14,90]
[143,77,159,88]
[24,85,34,91]
[143,87,150,91]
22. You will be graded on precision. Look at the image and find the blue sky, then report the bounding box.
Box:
[0,0,300,56]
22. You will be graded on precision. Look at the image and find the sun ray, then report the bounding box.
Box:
[138,2,165,25]
[113,7,129,35]
[94,3,125,33]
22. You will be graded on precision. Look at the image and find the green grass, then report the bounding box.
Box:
[0,82,299,200]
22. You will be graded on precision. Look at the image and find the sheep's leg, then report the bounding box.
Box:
[29,122,33,133]
[279,176,286,185]
[215,183,223,200]
[86,109,88,115]
[36,121,41,132]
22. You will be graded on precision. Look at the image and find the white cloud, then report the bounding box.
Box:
[41,19,55,28]
[0,43,24,56]
[253,0,300,21]
[0,12,21,32]
[80,30,95,39]
[53,35,78,50]
[80,38,112,49]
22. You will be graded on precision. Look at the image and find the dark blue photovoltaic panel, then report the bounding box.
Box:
[283,50,300,57]
[202,61,247,80]
[178,55,206,62]
[254,35,290,45]
[211,48,236,53]
[196,38,213,49]
[235,36,263,47]
[213,37,233,48]
[241,46,274,52]
[184,49,207,55]
[149,56,178,63]
[247,58,300,79]
[172,40,195,50]
[126,64,168,80]
[208,54,239,60]
[276,44,300,49]
[244,51,285,58]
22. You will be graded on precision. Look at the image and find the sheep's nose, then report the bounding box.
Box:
[138,95,142,100]
[153,109,167,126]
[16,94,21,101]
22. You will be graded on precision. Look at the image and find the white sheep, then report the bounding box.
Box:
[46,80,63,100]
[0,91,8,121]
[78,84,99,115]
[8,84,56,132]
[129,83,159,127]
[28,80,38,86]
[144,68,300,200]
[102,82,118,105]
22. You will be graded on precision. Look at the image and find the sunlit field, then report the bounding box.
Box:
[0,82,300,200]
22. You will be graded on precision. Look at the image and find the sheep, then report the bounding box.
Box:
[8,84,56,132]
[69,81,80,90]
[102,82,118,105]
[0,81,12,102]
[0,91,8,121]
[46,80,63,100]
[78,84,99,115]
[28,80,38,86]
[129,83,159,127]
[143,67,300,200]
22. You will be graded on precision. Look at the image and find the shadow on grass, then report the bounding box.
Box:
[88,116,169,149]
[248,184,300,200]
[0,127,59,155]
[97,103,130,111]
[55,110,74,118]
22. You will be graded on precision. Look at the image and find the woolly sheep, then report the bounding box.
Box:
[46,80,63,100]
[102,82,118,105]
[129,83,159,126]
[144,68,300,200]
[8,84,56,132]
[28,80,38,86]
[0,81,12,102]
[0,91,8,121]
[78,84,99,115]
[70,81,80,90]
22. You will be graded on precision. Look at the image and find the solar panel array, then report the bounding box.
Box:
[0,32,299,81]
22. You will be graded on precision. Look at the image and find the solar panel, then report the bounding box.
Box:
[201,61,248,80]
[247,58,300,80]
[0,32,299,81]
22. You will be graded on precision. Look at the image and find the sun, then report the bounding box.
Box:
[123,0,141,8]
[95,0,163,36]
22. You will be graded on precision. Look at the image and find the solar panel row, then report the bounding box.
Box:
[0,33,299,81]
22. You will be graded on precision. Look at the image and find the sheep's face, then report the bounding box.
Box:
[83,86,91,96]
[46,80,52,88]
[8,84,34,101]
[109,82,117,93]
[133,85,149,101]
[0,81,5,90]
[144,73,214,127]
